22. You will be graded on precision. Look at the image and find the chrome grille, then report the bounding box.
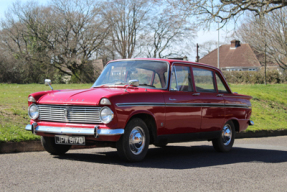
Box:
[38,105,102,124]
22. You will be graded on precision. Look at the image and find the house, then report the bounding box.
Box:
[199,40,262,71]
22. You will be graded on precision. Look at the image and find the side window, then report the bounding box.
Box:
[193,67,216,93]
[153,73,162,88]
[170,65,192,92]
[216,74,228,93]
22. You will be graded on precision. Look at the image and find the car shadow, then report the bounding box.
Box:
[54,145,287,170]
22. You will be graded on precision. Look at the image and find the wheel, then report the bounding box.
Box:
[116,118,150,162]
[212,121,235,152]
[41,136,71,155]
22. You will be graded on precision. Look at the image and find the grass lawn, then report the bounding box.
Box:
[229,84,287,132]
[0,83,286,143]
[0,84,92,143]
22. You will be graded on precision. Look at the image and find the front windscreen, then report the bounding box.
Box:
[92,60,168,89]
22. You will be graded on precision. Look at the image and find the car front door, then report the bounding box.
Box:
[162,64,201,135]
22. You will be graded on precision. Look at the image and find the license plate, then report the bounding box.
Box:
[55,135,85,145]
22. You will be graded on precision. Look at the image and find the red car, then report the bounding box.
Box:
[26,59,254,162]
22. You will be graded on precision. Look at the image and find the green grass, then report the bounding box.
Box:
[0,84,92,143]
[230,84,287,132]
[0,83,286,143]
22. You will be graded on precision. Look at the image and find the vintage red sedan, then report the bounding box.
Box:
[26,58,253,161]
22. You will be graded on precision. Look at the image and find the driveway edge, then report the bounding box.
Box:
[1,130,287,154]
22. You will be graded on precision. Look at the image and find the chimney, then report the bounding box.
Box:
[230,40,240,49]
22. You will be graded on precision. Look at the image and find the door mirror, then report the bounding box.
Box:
[45,79,53,90]
[128,79,139,87]
[45,79,51,86]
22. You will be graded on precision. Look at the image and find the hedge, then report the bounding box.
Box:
[222,69,287,84]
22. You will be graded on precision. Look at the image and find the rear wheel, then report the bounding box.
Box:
[212,121,235,152]
[41,136,71,155]
[116,118,150,162]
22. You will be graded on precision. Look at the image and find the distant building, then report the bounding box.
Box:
[199,40,280,72]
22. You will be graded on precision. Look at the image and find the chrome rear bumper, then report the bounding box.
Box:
[248,120,254,126]
[25,124,124,138]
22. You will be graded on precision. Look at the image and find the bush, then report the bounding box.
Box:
[222,69,285,84]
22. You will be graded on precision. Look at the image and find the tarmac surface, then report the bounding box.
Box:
[1,136,287,192]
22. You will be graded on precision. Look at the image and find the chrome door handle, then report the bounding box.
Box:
[169,98,176,101]
[192,93,200,96]
[217,94,223,97]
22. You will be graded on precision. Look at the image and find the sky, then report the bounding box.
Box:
[0,0,234,61]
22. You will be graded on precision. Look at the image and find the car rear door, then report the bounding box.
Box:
[192,67,225,132]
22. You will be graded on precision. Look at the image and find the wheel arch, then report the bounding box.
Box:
[227,118,240,133]
[126,112,157,144]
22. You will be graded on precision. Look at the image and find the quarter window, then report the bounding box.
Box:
[193,68,216,93]
[170,65,193,92]
[216,74,228,93]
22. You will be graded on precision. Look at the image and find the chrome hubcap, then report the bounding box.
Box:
[129,126,145,155]
[222,124,232,146]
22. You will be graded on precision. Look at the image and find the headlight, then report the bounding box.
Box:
[28,104,39,120]
[100,107,114,124]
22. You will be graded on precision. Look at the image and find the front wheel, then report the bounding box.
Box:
[41,136,71,155]
[116,118,150,162]
[212,121,235,152]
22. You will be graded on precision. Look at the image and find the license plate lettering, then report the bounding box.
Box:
[55,135,85,145]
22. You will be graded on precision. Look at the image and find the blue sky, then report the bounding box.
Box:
[0,0,48,19]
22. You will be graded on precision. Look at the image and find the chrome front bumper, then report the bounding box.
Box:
[25,124,124,138]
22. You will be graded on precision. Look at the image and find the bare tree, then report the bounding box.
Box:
[141,9,195,58]
[101,0,152,59]
[236,8,287,70]
[172,0,287,27]
[0,0,111,82]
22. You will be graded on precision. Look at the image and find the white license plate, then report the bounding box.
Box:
[55,135,85,145]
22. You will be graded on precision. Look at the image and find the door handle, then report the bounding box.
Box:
[217,94,223,97]
[169,98,176,101]
[193,93,200,96]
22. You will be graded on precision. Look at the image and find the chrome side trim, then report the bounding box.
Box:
[116,103,166,107]
[116,102,251,109]
[25,125,124,136]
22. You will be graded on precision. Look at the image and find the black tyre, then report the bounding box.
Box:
[116,118,150,162]
[41,136,71,155]
[212,121,235,152]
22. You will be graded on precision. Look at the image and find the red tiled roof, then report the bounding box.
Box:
[199,43,261,68]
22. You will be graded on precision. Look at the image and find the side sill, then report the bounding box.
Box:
[156,131,222,144]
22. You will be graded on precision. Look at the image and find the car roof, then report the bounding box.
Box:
[109,58,220,72]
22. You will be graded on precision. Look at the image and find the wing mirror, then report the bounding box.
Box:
[125,79,139,92]
[45,79,53,90]
[128,79,139,87]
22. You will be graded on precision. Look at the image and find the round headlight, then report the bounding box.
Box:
[100,107,114,124]
[28,104,39,120]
